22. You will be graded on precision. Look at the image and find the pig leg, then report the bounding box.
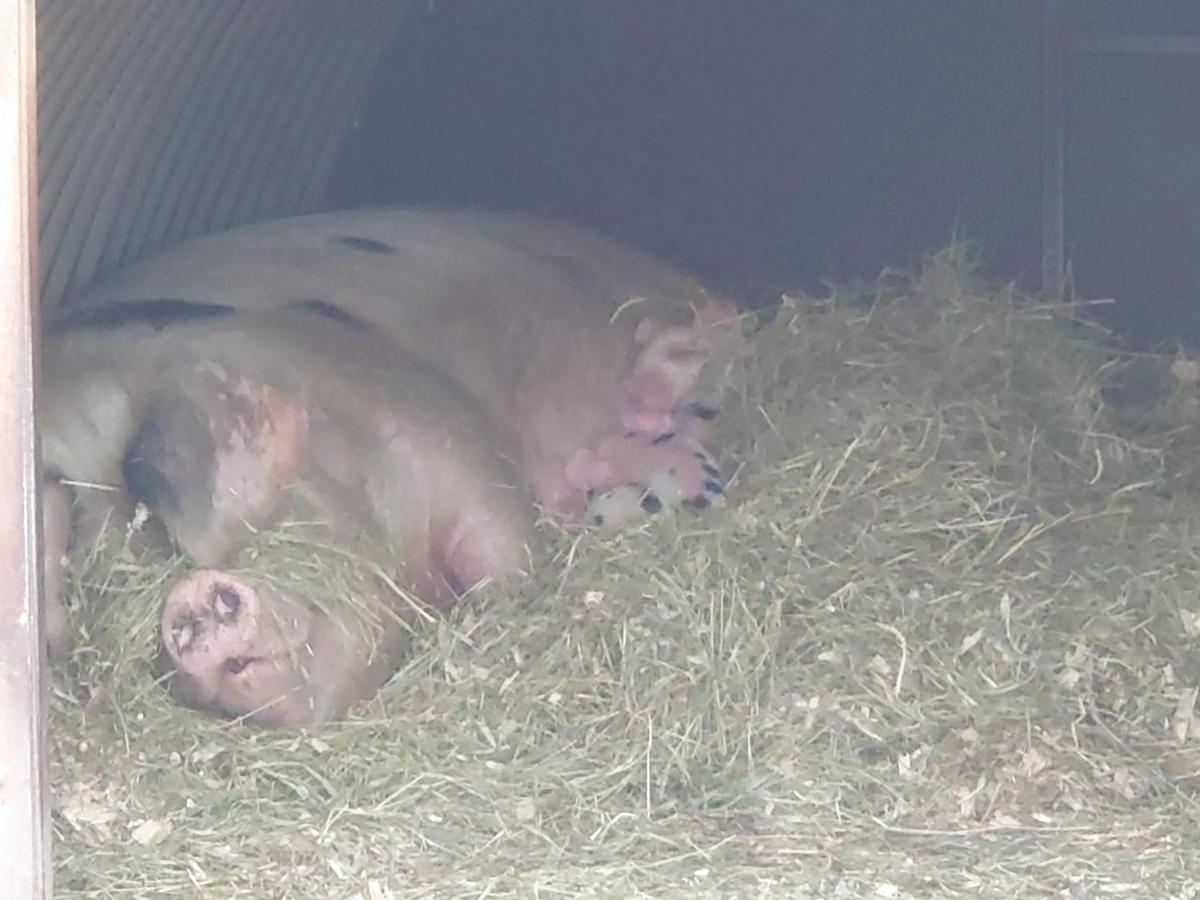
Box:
[439,506,530,597]
[41,475,73,659]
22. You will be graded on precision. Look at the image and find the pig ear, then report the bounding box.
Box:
[622,326,709,415]
[197,380,310,563]
[126,371,310,565]
[124,389,219,527]
[257,385,309,483]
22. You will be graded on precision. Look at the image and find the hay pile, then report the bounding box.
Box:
[51,247,1200,898]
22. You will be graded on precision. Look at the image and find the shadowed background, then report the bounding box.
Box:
[328,0,1200,347]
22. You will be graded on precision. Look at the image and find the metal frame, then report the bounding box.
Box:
[1042,0,1065,301]
[0,0,48,896]
[1041,0,1200,301]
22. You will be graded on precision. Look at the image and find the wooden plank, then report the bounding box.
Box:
[1042,0,1066,301]
[1069,32,1200,57]
[0,0,49,897]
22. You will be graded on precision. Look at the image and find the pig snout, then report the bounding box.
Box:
[162,569,341,728]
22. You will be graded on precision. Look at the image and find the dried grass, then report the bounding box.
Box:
[51,245,1200,898]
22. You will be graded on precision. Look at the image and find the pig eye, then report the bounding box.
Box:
[224,657,253,675]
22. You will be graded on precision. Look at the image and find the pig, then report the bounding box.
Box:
[67,208,743,523]
[40,303,533,725]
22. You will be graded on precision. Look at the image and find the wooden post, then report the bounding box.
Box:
[1042,0,1066,301]
[0,1,49,897]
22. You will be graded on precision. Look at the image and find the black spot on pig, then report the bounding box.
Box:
[286,299,371,330]
[336,235,396,255]
[52,299,236,334]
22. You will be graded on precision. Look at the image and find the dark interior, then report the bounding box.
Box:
[326,0,1200,347]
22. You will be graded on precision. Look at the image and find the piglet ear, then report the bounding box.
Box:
[633,317,658,345]
[624,326,708,414]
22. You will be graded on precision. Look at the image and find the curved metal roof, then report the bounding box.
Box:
[37,0,409,314]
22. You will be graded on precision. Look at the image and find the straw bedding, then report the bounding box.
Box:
[51,246,1200,898]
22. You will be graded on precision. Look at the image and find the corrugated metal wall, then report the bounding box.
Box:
[36,0,410,316]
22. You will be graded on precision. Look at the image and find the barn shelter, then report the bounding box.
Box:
[7,1,1200,897]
